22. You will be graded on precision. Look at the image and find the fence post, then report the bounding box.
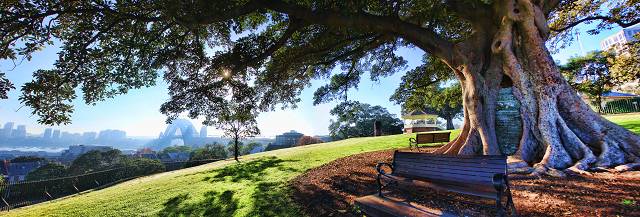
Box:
[1,196,9,211]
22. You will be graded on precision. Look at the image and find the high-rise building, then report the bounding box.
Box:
[82,132,97,142]
[98,129,127,142]
[13,125,27,138]
[43,128,53,139]
[52,130,61,139]
[600,23,640,52]
[2,122,14,138]
[274,130,304,147]
[200,126,208,138]
[600,23,640,94]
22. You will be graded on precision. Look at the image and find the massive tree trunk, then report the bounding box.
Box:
[434,0,640,176]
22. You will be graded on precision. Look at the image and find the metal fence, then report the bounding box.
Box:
[601,98,640,114]
[0,158,222,211]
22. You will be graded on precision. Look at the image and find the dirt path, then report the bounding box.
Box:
[291,149,640,217]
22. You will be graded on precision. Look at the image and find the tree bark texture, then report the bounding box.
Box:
[433,0,640,175]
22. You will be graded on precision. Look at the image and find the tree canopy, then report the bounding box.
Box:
[390,55,462,129]
[329,101,403,140]
[3,0,640,173]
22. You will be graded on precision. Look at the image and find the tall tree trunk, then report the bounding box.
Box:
[445,117,454,130]
[435,0,640,176]
[234,136,239,162]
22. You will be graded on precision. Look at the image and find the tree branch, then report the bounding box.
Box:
[551,15,640,32]
[262,0,456,63]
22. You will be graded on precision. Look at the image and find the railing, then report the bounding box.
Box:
[601,98,640,114]
[0,158,223,211]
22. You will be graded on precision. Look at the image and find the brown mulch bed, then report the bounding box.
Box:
[291,149,640,217]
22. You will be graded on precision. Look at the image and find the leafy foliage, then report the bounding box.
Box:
[161,145,192,154]
[560,50,637,112]
[610,39,640,94]
[241,142,263,155]
[548,0,640,52]
[190,143,228,161]
[329,101,403,140]
[390,55,462,129]
[1,0,638,128]
[10,156,45,163]
[26,163,67,181]
[68,150,122,175]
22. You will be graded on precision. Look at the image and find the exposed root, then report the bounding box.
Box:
[532,163,566,178]
[613,163,640,172]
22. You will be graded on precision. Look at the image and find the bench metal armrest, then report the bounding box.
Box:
[409,138,419,150]
[375,162,395,197]
[376,162,394,175]
[492,173,506,191]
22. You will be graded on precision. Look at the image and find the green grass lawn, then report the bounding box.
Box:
[1,130,459,217]
[2,114,638,217]
[604,113,640,134]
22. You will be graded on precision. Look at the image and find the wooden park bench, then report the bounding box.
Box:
[355,151,517,217]
[409,132,450,150]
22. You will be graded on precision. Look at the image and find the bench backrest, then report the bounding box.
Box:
[391,151,507,198]
[415,132,450,144]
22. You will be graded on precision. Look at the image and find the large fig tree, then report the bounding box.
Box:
[2,0,639,175]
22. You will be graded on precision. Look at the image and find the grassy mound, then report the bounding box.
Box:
[2,113,637,217]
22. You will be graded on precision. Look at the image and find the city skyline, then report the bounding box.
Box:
[0,22,624,137]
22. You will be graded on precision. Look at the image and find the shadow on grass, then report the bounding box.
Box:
[161,156,303,216]
[204,156,299,182]
[158,190,238,217]
[246,181,302,217]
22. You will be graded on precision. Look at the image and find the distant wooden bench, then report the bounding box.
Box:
[409,132,450,150]
[355,151,516,217]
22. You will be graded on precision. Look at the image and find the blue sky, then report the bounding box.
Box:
[0,23,622,138]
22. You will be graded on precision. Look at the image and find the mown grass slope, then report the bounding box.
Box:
[2,113,638,217]
[2,131,458,217]
[604,113,640,134]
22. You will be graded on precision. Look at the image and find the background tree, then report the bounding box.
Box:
[26,163,67,181]
[241,142,263,155]
[610,37,640,94]
[210,92,260,162]
[329,101,403,140]
[3,0,640,175]
[227,140,244,158]
[190,143,229,162]
[295,136,324,147]
[161,145,192,154]
[10,156,44,163]
[560,51,618,113]
[67,150,122,175]
[117,158,165,176]
[390,57,463,129]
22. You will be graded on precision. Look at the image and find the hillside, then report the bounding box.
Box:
[2,114,638,217]
[1,131,458,217]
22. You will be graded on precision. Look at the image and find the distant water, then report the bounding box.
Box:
[0,147,66,153]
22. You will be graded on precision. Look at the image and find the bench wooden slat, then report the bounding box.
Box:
[394,168,495,185]
[394,164,503,181]
[396,151,506,160]
[394,158,507,171]
[383,175,499,199]
[355,195,457,217]
[413,132,451,145]
[393,160,506,173]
